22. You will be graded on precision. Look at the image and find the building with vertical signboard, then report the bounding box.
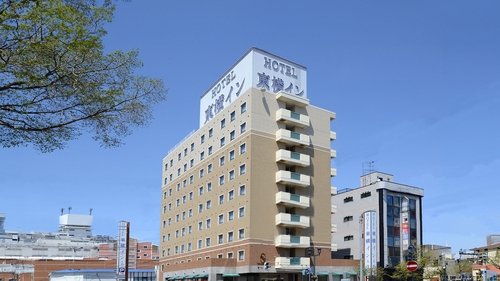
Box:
[160,48,357,281]
[330,171,424,270]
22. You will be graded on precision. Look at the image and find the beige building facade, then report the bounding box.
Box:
[160,48,356,281]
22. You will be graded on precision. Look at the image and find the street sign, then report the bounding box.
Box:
[406,260,418,272]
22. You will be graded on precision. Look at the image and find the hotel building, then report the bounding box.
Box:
[159,48,355,281]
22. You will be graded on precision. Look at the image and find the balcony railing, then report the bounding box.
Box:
[276,150,310,167]
[330,149,337,159]
[276,191,309,208]
[330,168,337,177]
[276,108,309,128]
[275,213,310,228]
[276,129,309,147]
[276,91,310,108]
[275,235,310,248]
[276,171,310,187]
[330,131,337,141]
[275,257,310,270]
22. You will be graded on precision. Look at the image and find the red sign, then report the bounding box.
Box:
[406,260,418,272]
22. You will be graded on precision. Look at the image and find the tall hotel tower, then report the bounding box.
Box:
[160,48,344,281]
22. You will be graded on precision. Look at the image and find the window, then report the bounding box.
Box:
[168,218,171,225]
[164,177,168,185]
[198,240,202,249]
[228,211,234,221]
[198,221,203,230]
[230,111,235,121]
[229,150,235,160]
[230,130,235,140]
[175,246,178,254]
[163,191,167,199]
[239,185,246,195]
[206,200,212,209]
[344,196,354,203]
[177,168,181,176]
[201,134,205,143]
[227,252,233,259]
[167,248,171,256]
[239,164,246,175]
[200,152,205,160]
[162,220,166,228]
[175,230,179,237]
[176,199,180,206]
[241,102,246,113]
[219,194,224,204]
[218,234,223,244]
[178,153,181,160]
[170,159,173,166]
[238,228,244,239]
[177,183,181,191]
[240,122,246,133]
[199,186,204,195]
[229,170,234,180]
[188,225,192,234]
[220,137,225,147]
[189,175,194,184]
[228,231,234,242]
[208,146,213,155]
[207,182,212,191]
[182,227,185,236]
[183,195,186,203]
[344,216,353,222]
[221,118,226,128]
[206,218,211,228]
[208,164,213,173]
[189,209,193,217]
[239,206,245,218]
[184,164,187,171]
[183,179,187,187]
[170,174,173,181]
[168,203,172,210]
[176,214,180,222]
[182,211,186,220]
[218,254,223,258]
[209,128,213,137]
[218,214,224,224]
[189,192,193,200]
[344,235,354,241]
[169,188,173,196]
[219,175,225,186]
[162,235,166,242]
[163,205,166,213]
[220,156,225,166]
[190,159,194,167]
[361,191,372,198]
[191,142,195,151]
[240,143,246,154]
[164,163,168,171]
[200,169,204,178]
[238,250,244,261]
[229,190,234,200]
[184,148,188,156]
[198,204,203,213]
[167,233,171,240]
[188,242,192,251]
[206,237,211,247]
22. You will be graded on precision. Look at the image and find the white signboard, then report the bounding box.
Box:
[117,221,128,276]
[364,211,377,269]
[199,48,307,126]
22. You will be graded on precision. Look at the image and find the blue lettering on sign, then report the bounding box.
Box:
[272,76,284,93]
[261,57,304,96]
[204,77,245,124]
[263,57,298,79]
[257,72,270,91]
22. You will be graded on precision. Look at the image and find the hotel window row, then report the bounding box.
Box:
[164,229,245,257]
[163,206,246,233]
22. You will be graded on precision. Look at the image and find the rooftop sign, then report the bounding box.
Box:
[199,48,307,126]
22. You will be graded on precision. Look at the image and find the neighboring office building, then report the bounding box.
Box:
[160,48,356,281]
[331,172,424,269]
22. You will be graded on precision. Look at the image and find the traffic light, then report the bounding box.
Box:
[264,262,270,269]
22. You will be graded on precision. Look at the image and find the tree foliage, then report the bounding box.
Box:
[0,0,167,152]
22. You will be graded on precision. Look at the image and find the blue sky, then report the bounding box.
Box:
[1,1,499,252]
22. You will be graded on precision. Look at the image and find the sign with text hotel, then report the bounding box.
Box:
[199,48,307,126]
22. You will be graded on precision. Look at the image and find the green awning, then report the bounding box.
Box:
[222,274,240,277]
[174,276,186,280]
[331,272,343,276]
[167,277,175,280]
[184,276,196,279]
[346,272,357,276]
[195,274,208,278]
[316,272,329,276]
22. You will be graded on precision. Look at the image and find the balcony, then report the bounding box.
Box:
[275,235,310,248]
[330,149,337,159]
[275,213,310,228]
[330,131,336,141]
[330,168,337,177]
[276,129,309,147]
[331,243,338,252]
[331,204,337,214]
[276,191,309,209]
[276,109,309,128]
[331,224,337,232]
[275,257,310,270]
[276,149,310,167]
[276,171,310,187]
[331,186,337,195]
[276,91,309,108]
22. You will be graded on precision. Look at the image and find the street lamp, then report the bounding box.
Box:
[308,247,322,279]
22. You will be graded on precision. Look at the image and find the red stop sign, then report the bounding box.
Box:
[406,260,418,272]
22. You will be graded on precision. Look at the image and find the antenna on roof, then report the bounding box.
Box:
[90,208,93,215]
[362,161,377,186]
[68,206,72,214]
[61,208,64,215]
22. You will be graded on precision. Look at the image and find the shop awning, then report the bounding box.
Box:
[316,272,329,276]
[331,272,343,276]
[174,276,186,280]
[346,272,357,276]
[184,276,196,279]
[222,274,240,277]
[195,274,208,278]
